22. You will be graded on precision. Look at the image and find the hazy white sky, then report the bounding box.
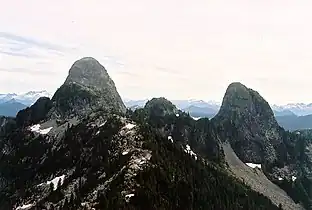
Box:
[0,0,311,104]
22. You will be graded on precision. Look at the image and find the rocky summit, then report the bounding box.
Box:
[50,57,126,119]
[1,59,312,210]
[144,97,178,117]
[214,82,283,164]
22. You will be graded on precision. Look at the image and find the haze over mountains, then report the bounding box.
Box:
[1,91,312,131]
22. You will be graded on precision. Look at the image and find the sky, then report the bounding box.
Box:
[0,0,311,105]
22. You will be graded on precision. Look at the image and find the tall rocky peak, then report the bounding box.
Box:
[214,82,284,164]
[50,57,126,118]
[218,82,278,125]
[64,57,114,89]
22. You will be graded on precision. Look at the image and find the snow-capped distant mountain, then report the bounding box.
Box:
[123,99,148,109]
[123,99,220,110]
[123,99,221,118]
[0,91,52,106]
[171,99,220,110]
[0,93,18,103]
[272,103,312,116]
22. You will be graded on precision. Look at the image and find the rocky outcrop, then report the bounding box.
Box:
[144,97,178,117]
[50,57,126,119]
[213,82,284,164]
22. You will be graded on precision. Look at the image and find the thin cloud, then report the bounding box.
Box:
[116,71,139,77]
[154,66,180,75]
[0,32,65,52]
[0,50,37,58]
[0,67,56,75]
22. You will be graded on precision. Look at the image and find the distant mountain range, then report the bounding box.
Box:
[0,99,27,117]
[0,91,52,117]
[1,92,312,130]
[0,90,52,106]
[272,103,312,116]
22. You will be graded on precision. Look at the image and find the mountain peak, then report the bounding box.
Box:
[214,82,281,164]
[219,82,275,120]
[227,81,246,89]
[64,57,112,89]
[144,97,178,116]
[50,57,126,118]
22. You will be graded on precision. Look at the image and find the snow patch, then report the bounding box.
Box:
[29,124,53,135]
[245,163,262,169]
[168,136,173,143]
[39,127,53,134]
[81,202,88,207]
[278,177,283,181]
[30,124,40,132]
[184,144,197,160]
[15,203,34,210]
[122,151,129,155]
[99,121,107,127]
[96,131,100,135]
[191,116,201,121]
[125,193,135,202]
[176,113,180,117]
[292,176,297,181]
[38,174,65,190]
[124,123,136,130]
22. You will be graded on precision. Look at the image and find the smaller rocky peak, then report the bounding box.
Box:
[16,97,52,127]
[144,97,178,117]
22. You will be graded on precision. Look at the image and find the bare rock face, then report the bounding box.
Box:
[213,82,284,164]
[50,57,126,118]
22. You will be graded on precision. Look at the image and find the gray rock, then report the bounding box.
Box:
[214,82,283,164]
[50,57,126,119]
